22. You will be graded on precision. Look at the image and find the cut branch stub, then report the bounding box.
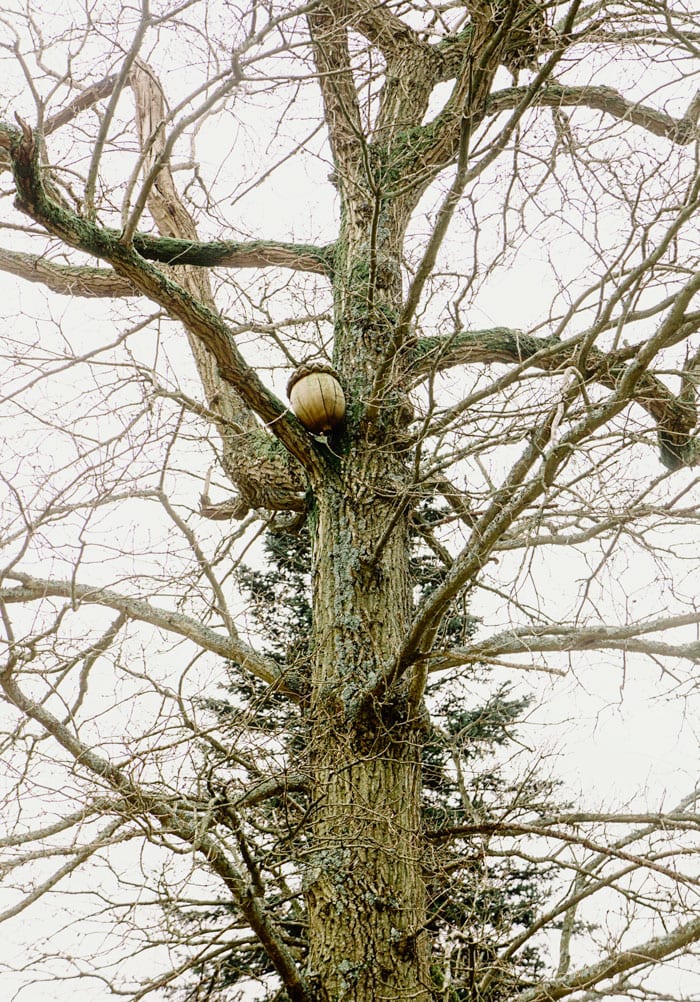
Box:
[287,359,346,434]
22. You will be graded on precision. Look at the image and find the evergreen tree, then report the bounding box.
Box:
[174,516,556,1000]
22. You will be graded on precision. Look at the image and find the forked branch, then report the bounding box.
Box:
[0,571,295,693]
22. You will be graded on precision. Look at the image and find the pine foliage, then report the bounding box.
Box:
[176,517,558,1000]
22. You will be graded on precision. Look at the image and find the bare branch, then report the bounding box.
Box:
[426,612,700,672]
[131,233,334,274]
[0,247,137,297]
[0,670,314,1002]
[487,82,700,145]
[347,1,423,57]
[428,821,698,887]
[517,914,700,1002]
[307,2,364,183]
[0,819,126,924]
[413,319,699,469]
[4,116,323,481]
[43,73,119,135]
[0,571,293,692]
[0,799,126,848]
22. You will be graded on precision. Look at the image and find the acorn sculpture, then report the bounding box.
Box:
[287,359,346,434]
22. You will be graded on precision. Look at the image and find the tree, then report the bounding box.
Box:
[0,2,699,1000]
[173,523,555,1000]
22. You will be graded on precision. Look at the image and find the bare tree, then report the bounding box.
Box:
[1,1,699,1000]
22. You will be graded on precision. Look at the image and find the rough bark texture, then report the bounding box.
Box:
[307,475,430,1000]
[300,14,434,984]
[302,163,432,1002]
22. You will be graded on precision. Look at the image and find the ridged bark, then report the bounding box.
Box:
[306,467,431,1001]
[301,63,431,982]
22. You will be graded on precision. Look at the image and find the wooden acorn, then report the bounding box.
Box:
[286,359,346,434]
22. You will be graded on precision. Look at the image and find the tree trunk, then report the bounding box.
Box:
[304,183,431,996]
[306,472,431,1001]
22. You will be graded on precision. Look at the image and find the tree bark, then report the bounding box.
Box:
[306,466,431,1001]
[301,19,431,977]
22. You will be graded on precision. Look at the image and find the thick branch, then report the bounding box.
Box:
[516,913,700,1002]
[232,773,310,808]
[3,63,327,514]
[379,61,699,226]
[132,233,334,274]
[346,0,422,56]
[379,1,581,202]
[0,572,294,693]
[426,612,700,672]
[0,247,138,297]
[307,2,365,182]
[352,2,439,144]
[0,239,332,301]
[44,73,119,135]
[487,83,700,144]
[4,117,321,478]
[413,325,699,468]
[130,61,322,506]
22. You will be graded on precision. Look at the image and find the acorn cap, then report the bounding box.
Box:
[286,358,340,398]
